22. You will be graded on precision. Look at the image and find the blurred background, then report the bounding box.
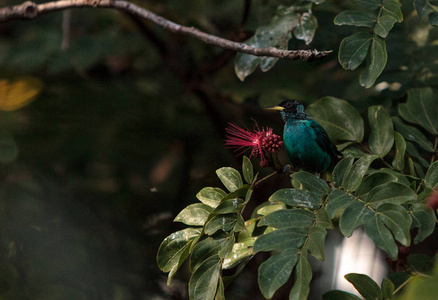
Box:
[0,0,435,299]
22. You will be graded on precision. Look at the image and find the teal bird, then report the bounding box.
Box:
[268,100,342,173]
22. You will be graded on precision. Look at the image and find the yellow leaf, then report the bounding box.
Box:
[0,78,42,111]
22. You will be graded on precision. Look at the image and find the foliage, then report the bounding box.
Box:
[0,0,437,299]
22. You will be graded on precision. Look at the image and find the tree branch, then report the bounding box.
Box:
[0,0,332,61]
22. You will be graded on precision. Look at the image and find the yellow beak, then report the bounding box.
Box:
[266,105,284,111]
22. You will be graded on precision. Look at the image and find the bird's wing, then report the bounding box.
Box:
[310,121,342,163]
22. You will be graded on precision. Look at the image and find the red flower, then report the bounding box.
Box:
[225,122,283,167]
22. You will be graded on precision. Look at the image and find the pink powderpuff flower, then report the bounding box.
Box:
[224,122,283,167]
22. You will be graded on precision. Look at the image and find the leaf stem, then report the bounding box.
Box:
[392,275,413,295]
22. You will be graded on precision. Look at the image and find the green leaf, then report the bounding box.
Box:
[216,167,243,192]
[378,169,411,186]
[205,214,237,235]
[258,248,299,299]
[407,254,434,274]
[374,15,397,38]
[306,226,327,261]
[364,214,398,259]
[257,203,286,216]
[342,155,379,192]
[307,97,364,142]
[345,273,383,300]
[339,201,373,237]
[326,189,356,219]
[316,207,334,229]
[157,228,201,283]
[338,32,373,70]
[197,187,227,208]
[424,160,438,188]
[399,88,438,135]
[234,51,260,82]
[222,238,255,269]
[377,203,411,246]
[189,256,221,300]
[258,209,315,229]
[234,13,299,81]
[332,157,355,188]
[269,188,322,209]
[191,238,226,272]
[253,227,307,253]
[356,172,398,197]
[216,277,225,300]
[382,0,403,22]
[415,0,436,19]
[242,156,254,184]
[323,290,361,300]
[213,198,244,214]
[368,105,394,157]
[392,131,406,171]
[410,204,437,244]
[392,117,435,152]
[174,203,213,226]
[291,171,330,195]
[430,12,438,25]
[355,0,382,10]
[289,251,312,300]
[294,12,318,45]
[406,142,430,168]
[360,35,387,88]
[381,278,395,300]
[334,11,377,27]
[366,182,417,208]
[374,0,402,38]
[218,234,235,258]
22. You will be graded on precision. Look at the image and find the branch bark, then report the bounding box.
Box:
[0,0,332,61]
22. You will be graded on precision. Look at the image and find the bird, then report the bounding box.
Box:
[267,100,342,173]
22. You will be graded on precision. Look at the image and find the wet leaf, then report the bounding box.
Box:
[205,214,237,235]
[269,188,322,209]
[216,167,243,192]
[197,187,227,208]
[242,156,254,184]
[174,203,213,226]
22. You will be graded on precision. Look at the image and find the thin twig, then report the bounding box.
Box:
[0,0,332,61]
